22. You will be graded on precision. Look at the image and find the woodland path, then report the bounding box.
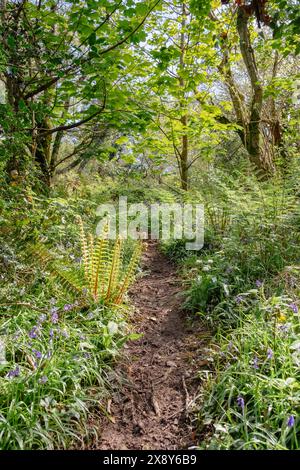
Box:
[97,242,210,450]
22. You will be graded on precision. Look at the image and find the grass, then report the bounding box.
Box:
[163,171,300,449]
[0,185,140,449]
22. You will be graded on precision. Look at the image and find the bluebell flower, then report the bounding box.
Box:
[289,303,298,314]
[63,304,73,311]
[39,375,48,384]
[235,295,243,304]
[32,349,42,359]
[7,366,20,378]
[267,348,273,359]
[287,415,295,428]
[51,312,59,324]
[28,326,38,339]
[237,396,245,410]
[253,356,259,369]
[255,280,262,288]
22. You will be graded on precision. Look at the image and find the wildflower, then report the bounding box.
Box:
[63,304,73,311]
[6,365,20,378]
[289,303,298,314]
[287,415,295,428]
[237,396,245,410]
[61,329,69,338]
[235,295,243,304]
[253,356,259,369]
[87,312,94,320]
[267,348,273,360]
[32,349,42,359]
[278,312,286,323]
[278,323,290,333]
[202,265,211,272]
[50,298,56,305]
[51,312,59,324]
[255,280,262,288]
[28,326,38,339]
[39,375,48,384]
[49,329,54,338]
[38,314,47,324]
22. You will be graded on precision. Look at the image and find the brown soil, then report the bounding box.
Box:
[97,241,210,450]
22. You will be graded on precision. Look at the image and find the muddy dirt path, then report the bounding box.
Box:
[98,242,209,450]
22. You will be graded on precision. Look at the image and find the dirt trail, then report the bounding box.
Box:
[98,242,209,450]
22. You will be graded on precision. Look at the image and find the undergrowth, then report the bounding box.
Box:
[0,183,141,449]
[163,169,300,449]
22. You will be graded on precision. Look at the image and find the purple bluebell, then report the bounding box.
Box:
[49,328,54,338]
[287,415,295,427]
[6,366,20,378]
[32,349,42,359]
[278,324,290,334]
[63,304,73,311]
[237,396,245,410]
[235,295,243,304]
[253,356,259,369]
[28,326,38,339]
[289,303,298,314]
[267,348,273,359]
[51,312,59,324]
[255,280,262,288]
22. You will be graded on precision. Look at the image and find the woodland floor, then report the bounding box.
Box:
[95,242,210,450]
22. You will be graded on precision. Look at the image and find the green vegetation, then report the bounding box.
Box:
[0,0,299,451]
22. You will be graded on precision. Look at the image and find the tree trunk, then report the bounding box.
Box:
[179,2,189,191]
[236,7,275,176]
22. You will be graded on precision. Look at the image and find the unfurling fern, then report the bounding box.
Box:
[77,216,142,305]
[30,218,142,306]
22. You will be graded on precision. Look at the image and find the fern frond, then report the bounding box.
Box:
[114,241,142,305]
[88,233,95,293]
[78,216,90,283]
[105,237,122,302]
